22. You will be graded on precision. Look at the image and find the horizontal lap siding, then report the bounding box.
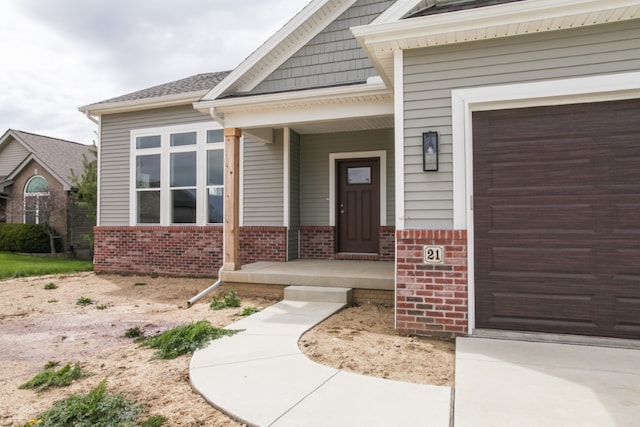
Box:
[242,132,284,226]
[0,139,29,176]
[252,0,393,94]
[403,20,640,230]
[301,128,394,226]
[99,106,212,225]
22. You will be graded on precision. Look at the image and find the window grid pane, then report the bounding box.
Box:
[170,132,197,147]
[207,149,224,186]
[136,135,161,149]
[171,152,196,187]
[172,189,197,223]
[207,187,224,224]
[137,191,160,224]
[136,155,161,188]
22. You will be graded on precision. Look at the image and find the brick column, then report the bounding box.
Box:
[224,128,242,271]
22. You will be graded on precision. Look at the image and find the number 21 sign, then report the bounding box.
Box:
[424,246,444,265]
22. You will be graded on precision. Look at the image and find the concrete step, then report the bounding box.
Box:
[284,285,353,305]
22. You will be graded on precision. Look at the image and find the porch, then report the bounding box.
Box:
[220,259,395,305]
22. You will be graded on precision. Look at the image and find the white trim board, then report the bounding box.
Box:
[328,150,387,228]
[450,71,640,334]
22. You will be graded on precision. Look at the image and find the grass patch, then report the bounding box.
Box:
[76,296,94,306]
[17,379,165,427]
[240,306,260,316]
[43,282,57,290]
[210,289,241,310]
[0,252,92,280]
[19,362,91,392]
[96,303,108,310]
[47,299,58,304]
[142,320,241,359]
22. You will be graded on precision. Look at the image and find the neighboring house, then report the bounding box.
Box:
[81,0,640,340]
[0,129,95,258]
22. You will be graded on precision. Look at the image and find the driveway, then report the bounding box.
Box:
[454,337,640,427]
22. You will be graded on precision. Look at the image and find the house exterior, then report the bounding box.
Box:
[0,129,95,258]
[82,0,640,340]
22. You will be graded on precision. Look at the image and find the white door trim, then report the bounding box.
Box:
[451,71,640,334]
[329,150,387,228]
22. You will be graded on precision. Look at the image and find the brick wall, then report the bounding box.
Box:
[93,225,288,277]
[93,226,223,277]
[379,226,395,261]
[396,229,468,337]
[300,225,397,261]
[300,226,335,259]
[240,226,287,264]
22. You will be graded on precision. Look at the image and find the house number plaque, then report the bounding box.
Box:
[424,246,444,265]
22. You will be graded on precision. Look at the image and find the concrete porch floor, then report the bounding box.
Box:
[220,259,394,290]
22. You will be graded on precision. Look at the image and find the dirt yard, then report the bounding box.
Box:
[0,273,454,426]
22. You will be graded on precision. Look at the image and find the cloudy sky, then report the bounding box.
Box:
[0,0,311,145]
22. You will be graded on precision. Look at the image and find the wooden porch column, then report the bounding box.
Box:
[224,128,242,271]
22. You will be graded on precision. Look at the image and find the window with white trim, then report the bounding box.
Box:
[24,176,50,224]
[131,124,224,226]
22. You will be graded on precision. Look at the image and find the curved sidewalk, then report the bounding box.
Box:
[190,300,452,427]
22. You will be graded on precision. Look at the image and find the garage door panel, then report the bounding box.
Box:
[473,99,640,339]
[488,200,596,232]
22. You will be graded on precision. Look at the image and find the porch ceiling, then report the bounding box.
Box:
[287,115,394,135]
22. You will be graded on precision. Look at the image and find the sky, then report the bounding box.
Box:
[0,0,312,145]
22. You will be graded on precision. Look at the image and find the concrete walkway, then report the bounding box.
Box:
[190,299,452,427]
[454,337,640,427]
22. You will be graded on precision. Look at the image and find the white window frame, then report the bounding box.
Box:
[23,175,49,225]
[130,122,224,226]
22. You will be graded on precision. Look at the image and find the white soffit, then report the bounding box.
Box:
[353,0,640,82]
[200,0,358,101]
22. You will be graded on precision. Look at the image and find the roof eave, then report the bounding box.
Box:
[353,0,640,81]
[79,89,211,116]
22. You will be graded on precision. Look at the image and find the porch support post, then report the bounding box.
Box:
[224,128,242,271]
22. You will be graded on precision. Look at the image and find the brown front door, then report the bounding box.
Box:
[473,99,640,339]
[337,158,380,254]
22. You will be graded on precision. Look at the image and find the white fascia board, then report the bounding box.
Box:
[78,90,209,116]
[195,83,393,128]
[372,0,423,24]
[200,0,357,101]
[353,0,640,49]
[223,96,393,129]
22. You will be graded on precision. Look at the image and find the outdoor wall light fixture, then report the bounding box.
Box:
[423,131,438,171]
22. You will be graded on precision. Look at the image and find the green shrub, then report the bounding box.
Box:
[210,289,241,310]
[142,320,241,359]
[125,327,143,339]
[18,379,142,427]
[0,224,61,253]
[19,362,91,392]
[44,283,58,290]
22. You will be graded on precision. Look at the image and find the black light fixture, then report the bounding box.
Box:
[423,131,438,172]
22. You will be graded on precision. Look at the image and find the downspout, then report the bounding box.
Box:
[187,266,224,307]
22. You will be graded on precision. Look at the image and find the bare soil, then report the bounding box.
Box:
[0,273,454,426]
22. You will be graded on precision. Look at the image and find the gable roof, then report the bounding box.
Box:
[199,0,362,102]
[0,129,94,192]
[353,0,640,85]
[79,71,231,116]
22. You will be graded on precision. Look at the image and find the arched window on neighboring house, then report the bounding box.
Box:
[24,176,49,224]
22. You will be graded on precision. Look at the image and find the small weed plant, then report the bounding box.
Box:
[240,306,260,316]
[125,326,144,339]
[43,283,57,290]
[76,296,94,306]
[47,299,58,304]
[96,303,108,310]
[210,289,241,310]
[141,415,167,427]
[19,362,91,392]
[142,320,241,359]
[17,379,165,427]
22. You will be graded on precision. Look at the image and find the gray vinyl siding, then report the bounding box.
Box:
[99,105,212,225]
[403,20,640,230]
[251,0,393,95]
[288,131,301,260]
[0,139,29,176]
[242,131,284,226]
[300,128,394,226]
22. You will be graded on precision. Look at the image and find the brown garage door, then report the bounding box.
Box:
[473,99,640,339]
